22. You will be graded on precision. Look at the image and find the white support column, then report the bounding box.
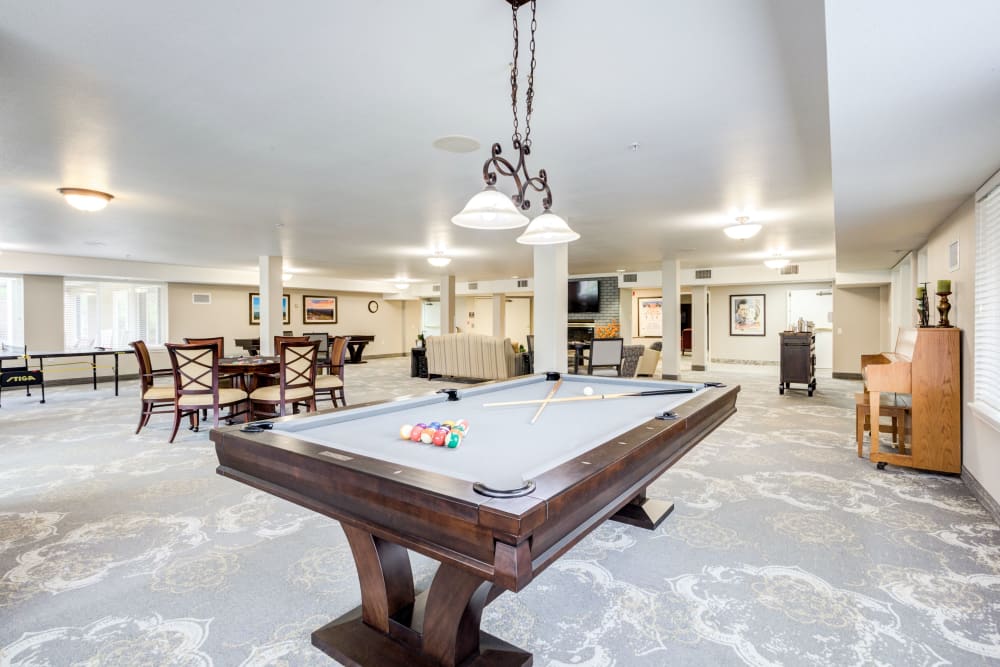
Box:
[532,244,568,373]
[619,287,633,344]
[691,285,708,372]
[660,259,681,379]
[492,293,506,337]
[439,275,456,334]
[259,256,283,355]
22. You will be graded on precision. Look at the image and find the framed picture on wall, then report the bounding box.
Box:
[303,295,338,324]
[249,293,290,325]
[637,297,663,337]
[729,294,765,336]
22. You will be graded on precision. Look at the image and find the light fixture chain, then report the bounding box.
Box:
[510,0,521,146]
[524,0,537,148]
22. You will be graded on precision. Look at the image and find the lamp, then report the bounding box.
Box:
[516,211,579,245]
[452,0,578,244]
[427,252,452,267]
[724,215,761,239]
[763,257,789,269]
[58,188,114,212]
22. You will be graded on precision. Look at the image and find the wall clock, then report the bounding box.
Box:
[367,300,379,313]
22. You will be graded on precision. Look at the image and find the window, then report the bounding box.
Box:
[0,275,25,348]
[974,176,1000,426]
[63,280,166,348]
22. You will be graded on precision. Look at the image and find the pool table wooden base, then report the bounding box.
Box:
[314,524,531,667]
[611,491,674,530]
[313,611,531,667]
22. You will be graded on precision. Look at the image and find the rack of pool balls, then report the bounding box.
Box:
[399,420,469,448]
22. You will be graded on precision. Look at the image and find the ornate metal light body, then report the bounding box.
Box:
[452,0,578,245]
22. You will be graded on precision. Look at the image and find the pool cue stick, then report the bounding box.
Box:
[529,377,563,425]
[485,387,695,408]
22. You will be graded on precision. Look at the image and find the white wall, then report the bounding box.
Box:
[920,198,998,507]
[708,282,832,363]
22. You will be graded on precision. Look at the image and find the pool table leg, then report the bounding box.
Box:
[610,490,674,530]
[313,525,531,667]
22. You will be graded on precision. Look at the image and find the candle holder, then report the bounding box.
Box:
[916,282,930,327]
[936,291,953,327]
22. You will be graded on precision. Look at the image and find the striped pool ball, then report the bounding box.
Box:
[420,428,436,444]
[446,432,462,448]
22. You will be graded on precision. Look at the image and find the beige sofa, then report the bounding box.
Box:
[425,333,516,381]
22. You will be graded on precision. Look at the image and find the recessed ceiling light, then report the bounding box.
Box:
[432,135,481,153]
[58,188,113,212]
[764,258,790,269]
[394,282,409,290]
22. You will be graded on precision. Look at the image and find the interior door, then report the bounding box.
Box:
[787,288,833,369]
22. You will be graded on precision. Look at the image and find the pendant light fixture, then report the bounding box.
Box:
[724,215,761,239]
[452,0,578,245]
[58,188,114,212]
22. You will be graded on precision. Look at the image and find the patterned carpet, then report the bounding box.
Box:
[1,358,999,666]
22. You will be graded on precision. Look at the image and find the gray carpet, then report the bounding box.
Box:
[1,358,999,666]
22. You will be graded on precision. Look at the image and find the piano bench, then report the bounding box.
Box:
[855,393,910,458]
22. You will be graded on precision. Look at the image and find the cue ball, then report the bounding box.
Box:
[583,386,594,396]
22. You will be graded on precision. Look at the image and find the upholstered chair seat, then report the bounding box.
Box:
[315,375,343,389]
[249,385,314,402]
[179,387,248,407]
[143,386,176,401]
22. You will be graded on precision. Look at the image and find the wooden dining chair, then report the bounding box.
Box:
[129,340,175,434]
[184,336,239,415]
[302,332,331,370]
[249,340,320,419]
[315,335,349,407]
[274,335,309,353]
[165,342,249,443]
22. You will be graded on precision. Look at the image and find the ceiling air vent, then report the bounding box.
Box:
[780,264,800,275]
[432,285,440,292]
[695,269,712,280]
[467,282,478,290]
[191,293,212,305]
[516,279,529,288]
[622,273,638,283]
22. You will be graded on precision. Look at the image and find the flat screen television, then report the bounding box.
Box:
[568,279,601,313]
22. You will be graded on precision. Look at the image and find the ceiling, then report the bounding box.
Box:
[0,0,998,284]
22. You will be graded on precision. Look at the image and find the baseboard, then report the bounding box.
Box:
[833,372,863,380]
[962,466,1000,525]
[710,358,779,366]
[36,373,140,388]
[661,373,680,380]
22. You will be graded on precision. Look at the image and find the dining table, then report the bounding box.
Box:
[568,341,591,374]
[219,356,279,393]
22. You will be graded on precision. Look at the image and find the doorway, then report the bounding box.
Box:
[786,288,833,369]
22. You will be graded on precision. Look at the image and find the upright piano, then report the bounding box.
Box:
[863,328,961,473]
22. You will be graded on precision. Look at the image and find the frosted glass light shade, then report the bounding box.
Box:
[452,186,529,229]
[516,211,580,245]
[58,188,113,212]
[764,258,790,269]
[723,222,761,239]
[427,254,452,267]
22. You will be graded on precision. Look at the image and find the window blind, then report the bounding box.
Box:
[63,280,166,348]
[975,184,1000,415]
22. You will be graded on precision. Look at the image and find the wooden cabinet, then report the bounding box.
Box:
[779,332,816,396]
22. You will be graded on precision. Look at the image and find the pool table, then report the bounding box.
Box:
[212,373,739,666]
